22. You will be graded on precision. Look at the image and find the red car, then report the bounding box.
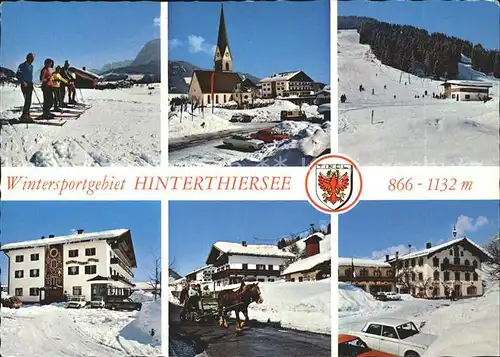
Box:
[2,296,22,309]
[250,129,289,143]
[339,334,397,357]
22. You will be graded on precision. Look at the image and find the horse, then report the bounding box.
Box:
[217,282,263,332]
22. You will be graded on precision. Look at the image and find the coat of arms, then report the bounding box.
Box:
[316,164,353,211]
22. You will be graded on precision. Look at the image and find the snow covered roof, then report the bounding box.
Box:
[282,251,331,275]
[259,71,301,83]
[206,242,295,263]
[441,80,493,88]
[0,229,129,251]
[387,237,492,262]
[133,282,161,290]
[185,265,213,276]
[338,257,391,268]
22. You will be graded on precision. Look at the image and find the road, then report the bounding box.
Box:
[169,304,331,357]
[168,122,277,166]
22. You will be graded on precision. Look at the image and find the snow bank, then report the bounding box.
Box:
[422,285,500,357]
[119,300,162,348]
[338,282,385,318]
[129,290,155,303]
[243,279,331,334]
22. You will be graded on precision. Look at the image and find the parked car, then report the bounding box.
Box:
[385,292,402,301]
[1,296,22,309]
[105,297,142,311]
[222,134,264,151]
[280,110,307,121]
[250,129,289,143]
[66,296,87,309]
[339,334,397,357]
[90,296,105,308]
[349,318,438,357]
[375,292,389,301]
[230,114,254,123]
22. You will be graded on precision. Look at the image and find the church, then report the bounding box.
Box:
[188,4,255,109]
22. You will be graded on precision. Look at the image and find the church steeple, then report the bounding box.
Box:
[214,2,233,72]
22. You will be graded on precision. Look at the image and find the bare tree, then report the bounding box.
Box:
[485,234,500,282]
[414,277,437,298]
[148,256,161,301]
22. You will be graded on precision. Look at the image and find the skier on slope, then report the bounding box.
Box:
[15,53,35,122]
[40,59,56,119]
[60,60,77,105]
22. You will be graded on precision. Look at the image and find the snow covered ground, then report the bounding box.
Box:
[339,282,500,357]
[168,97,330,167]
[0,301,162,356]
[339,30,499,166]
[1,84,160,167]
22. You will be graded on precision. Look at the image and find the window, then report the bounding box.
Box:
[418,258,424,266]
[85,265,97,275]
[30,253,39,261]
[473,272,478,281]
[279,265,284,271]
[51,260,57,268]
[411,272,416,281]
[473,260,478,269]
[411,259,416,267]
[449,250,453,256]
[418,273,423,281]
[443,257,450,267]
[382,325,398,339]
[215,95,219,104]
[69,250,79,258]
[360,269,368,277]
[256,264,266,270]
[386,270,393,277]
[433,270,440,281]
[15,270,24,278]
[50,277,58,286]
[268,265,273,271]
[268,279,275,282]
[398,261,403,269]
[257,278,265,282]
[454,257,460,265]
[223,94,226,103]
[374,270,381,277]
[465,94,470,99]
[15,288,23,296]
[366,324,382,336]
[452,94,455,99]
[15,255,24,263]
[464,259,470,266]
[444,271,450,281]
[433,257,439,267]
[29,288,39,296]
[455,272,461,281]
[465,272,470,281]
[30,269,40,278]
[73,286,82,296]
[207,95,211,104]
[466,286,477,295]
[85,248,96,256]
[298,277,303,282]
[225,62,230,71]
[460,251,464,256]
[68,266,79,275]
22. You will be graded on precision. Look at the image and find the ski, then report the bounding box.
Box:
[27,112,81,118]
[5,118,67,126]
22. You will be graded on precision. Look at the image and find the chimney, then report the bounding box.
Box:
[452,225,457,238]
[242,241,247,247]
[77,229,84,235]
[49,234,55,238]
[385,254,390,262]
[426,242,432,249]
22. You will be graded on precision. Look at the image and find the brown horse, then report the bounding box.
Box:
[217,282,263,332]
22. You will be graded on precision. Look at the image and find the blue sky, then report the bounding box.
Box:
[169,201,330,276]
[168,1,330,83]
[0,201,161,284]
[340,200,499,260]
[1,2,160,71]
[338,0,500,50]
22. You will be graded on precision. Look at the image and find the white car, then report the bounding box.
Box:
[66,296,87,309]
[90,296,105,308]
[385,292,402,301]
[349,318,438,357]
[222,134,264,151]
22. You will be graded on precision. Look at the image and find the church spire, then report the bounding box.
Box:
[214,2,233,72]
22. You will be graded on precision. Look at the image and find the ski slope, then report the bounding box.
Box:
[0,85,160,167]
[338,30,499,166]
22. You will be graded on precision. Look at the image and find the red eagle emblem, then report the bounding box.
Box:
[318,169,350,205]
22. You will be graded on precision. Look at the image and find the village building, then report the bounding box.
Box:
[205,241,295,288]
[441,80,493,101]
[259,71,315,99]
[185,265,215,283]
[386,230,490,299]
[132,282,161,296]
[188,4,256,108]
[1,229,137,303]
[282,232,331,282]
[338,258,396,294]
[313,85,331,105]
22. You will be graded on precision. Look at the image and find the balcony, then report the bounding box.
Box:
[110,257,134,278]
[441,263,475,272]
[212,269,281,280]
[111,274,134,287]
[338,275,396,283]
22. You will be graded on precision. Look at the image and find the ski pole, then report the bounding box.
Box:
[33,86,43,106]
[79,88,85,104]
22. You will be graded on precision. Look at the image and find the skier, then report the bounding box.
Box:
[60,60,77,105]
[394,95,397,99]
[51,66,69,111]
[40,59,55,119]
[15,53,35,121]
[372,88,375,95]
[384,85,387,90]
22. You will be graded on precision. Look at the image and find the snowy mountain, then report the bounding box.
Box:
[168,60,261,93]
[91,60,134,75]
[131,38,160,67]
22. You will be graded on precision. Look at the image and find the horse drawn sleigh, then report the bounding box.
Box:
[179,282,263,332]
